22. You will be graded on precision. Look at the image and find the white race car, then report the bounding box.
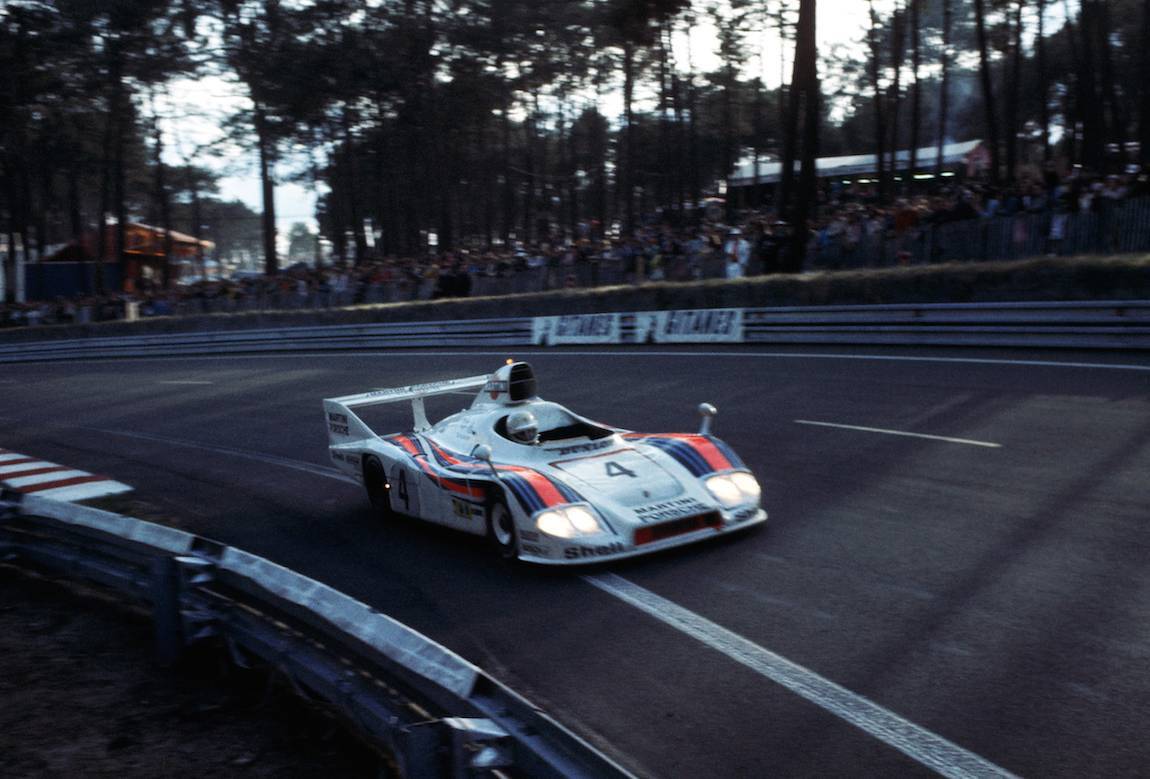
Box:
[323,361,766,564]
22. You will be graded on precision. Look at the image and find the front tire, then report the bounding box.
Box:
[363,457,394,520]
[487,498,518,560]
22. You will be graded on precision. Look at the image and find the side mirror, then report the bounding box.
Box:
[697,403,717,435]
[471,443,500,479]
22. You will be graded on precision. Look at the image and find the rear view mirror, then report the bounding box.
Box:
[697,403,717,435]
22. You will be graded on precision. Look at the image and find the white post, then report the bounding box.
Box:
[0,234,7,302]
[15,232,26,303]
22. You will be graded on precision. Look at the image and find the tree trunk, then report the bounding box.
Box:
[685,30,701,219]
[1037,0,1050,161]
[788,0,818,272]
[1006,1,1024,182]
[501,104,514,245]
[111,47,128,292]
[909,0,921,175]
[936,0,951,175]
[867,0,888,201]
[972,0,1001,183]
[253,103,278,275]
[150,93,174,288]
[1142,0,1150,166]
[1095,0,1126,165]
[889,4,905,191]
[1076,0,1104,170]
[95,96,114,296]
[721,60,735,222]
[622,41,636,236]
[342,106,368,263]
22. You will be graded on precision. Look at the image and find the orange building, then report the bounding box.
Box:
[46,222,215,290]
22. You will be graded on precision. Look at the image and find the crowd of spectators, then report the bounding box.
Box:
[806,165,1150,261]
[4,164,1149,329]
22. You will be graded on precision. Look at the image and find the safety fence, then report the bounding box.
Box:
[0,492,630,779]
[807,196,1150,271]
[1,301,1148,363]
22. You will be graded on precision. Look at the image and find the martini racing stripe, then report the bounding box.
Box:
[397,438,583,512]
[383,438,485,500]
[623,434,743,476]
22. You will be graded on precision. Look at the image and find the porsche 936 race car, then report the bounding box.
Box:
[323,361,766,564]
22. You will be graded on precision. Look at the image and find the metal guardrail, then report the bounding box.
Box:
[0,492,631,779]
[742,301,1150,349]
[1,301,1148,361]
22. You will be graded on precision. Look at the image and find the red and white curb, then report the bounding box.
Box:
[0,449,133,502]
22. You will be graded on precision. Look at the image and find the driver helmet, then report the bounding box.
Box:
[506,410,539,444]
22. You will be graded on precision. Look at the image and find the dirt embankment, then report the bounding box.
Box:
[0,566,385,778]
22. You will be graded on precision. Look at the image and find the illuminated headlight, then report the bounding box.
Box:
[730,471,761,500]
[705,472,761,508]
[535,505,604,538]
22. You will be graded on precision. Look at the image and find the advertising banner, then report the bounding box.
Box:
[634,308,744,343]
[533,313,623,345]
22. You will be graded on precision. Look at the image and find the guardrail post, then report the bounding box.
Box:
[398,718,513,779]
[0,489,24,559]
[152,555,184,667]
[151,554,218,666]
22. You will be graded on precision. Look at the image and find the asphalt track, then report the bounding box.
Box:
[3,344,1150,777]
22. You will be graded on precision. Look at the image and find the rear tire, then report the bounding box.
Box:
[487,498,518,560]
[363,457,394,520]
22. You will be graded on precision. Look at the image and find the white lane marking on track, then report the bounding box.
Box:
[10,350,1150,372]
[0,460,57,475]
[35,481,133,501]
[795,420,1002,448]
[0,453,35,463]
[584,572,1017,779]
[67,428,1013,776]
[4,469,90,488]
[88,427,359,485]
[158,380,214,385]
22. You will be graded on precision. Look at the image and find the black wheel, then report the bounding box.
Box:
[363,457,394,519]
[486,497,518,560]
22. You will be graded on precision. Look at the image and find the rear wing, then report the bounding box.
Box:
[323,374,489,445]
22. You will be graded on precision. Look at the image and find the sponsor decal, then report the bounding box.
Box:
[451,498,473,519]
[521,542,551,558]
[485,379,508,399]
[362,379,466,399]
[546,440,613,457]
[533,314,622,346]
[634,308,744,344]
[328,411,350,436]
[563,542,627,560]
[635,496,709,523]
[330,451,361,472]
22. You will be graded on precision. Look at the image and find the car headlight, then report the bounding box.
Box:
[730,471,761,500]
[705,472,761,508]
[535,505,604,538]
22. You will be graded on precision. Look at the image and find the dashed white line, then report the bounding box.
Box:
[795,419,1002,448]
[158,380,215,385]
[584,572,1016,779]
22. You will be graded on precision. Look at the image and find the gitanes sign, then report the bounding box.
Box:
[533,313,622,345]
[533,308,744,345]
[634,308,744,344]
